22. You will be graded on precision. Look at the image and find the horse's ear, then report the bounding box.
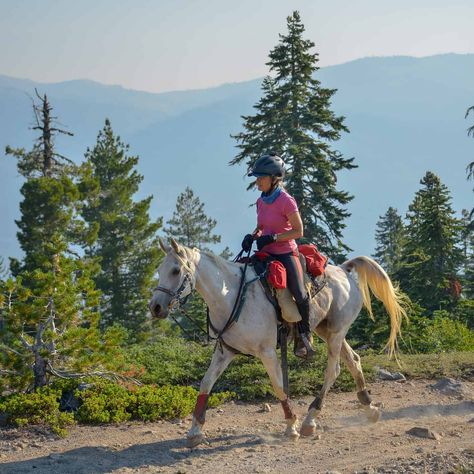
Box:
[159,237,170,253]
[170,237,184,256]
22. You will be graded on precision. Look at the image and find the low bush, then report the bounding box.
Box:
[75,381,134,424]
[0,378,234,435]
[132,385,233,422]
[401,314,474,353]
[0,387,75,437]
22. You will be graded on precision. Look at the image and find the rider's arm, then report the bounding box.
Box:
[275,211,303,242]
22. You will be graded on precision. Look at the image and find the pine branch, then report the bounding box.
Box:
[46,362,142,386]
[0,369,22,376]
[0,344,27,358]
[19,331,33,350]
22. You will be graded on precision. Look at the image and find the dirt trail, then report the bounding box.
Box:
[1,379,473,473]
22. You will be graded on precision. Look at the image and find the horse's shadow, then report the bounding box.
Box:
[0,432,278,474]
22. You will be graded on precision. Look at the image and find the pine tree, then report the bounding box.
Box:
[2,93,123,390]
[163,187,221,249]
[373,207,405,275]
[231,11,356,260]
[81,119,162,336]
[460,209,474,298]
[395,171,463,311]
[163,187,223,340]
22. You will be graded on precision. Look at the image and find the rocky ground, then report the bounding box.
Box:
[0,378,473,474]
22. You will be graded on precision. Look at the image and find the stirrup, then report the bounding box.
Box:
[294,333,316,360]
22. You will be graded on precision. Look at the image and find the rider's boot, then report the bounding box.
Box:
[294,298,316,359]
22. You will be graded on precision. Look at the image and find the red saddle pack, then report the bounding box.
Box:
[254,251,287,289]
[298,244,328,277]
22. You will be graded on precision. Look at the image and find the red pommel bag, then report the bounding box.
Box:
[254,251,287,289]
[298,244,328,277]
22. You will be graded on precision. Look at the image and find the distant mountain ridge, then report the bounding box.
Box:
[1,53,473,261]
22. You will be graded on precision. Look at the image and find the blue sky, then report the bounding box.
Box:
[1,0,473,92]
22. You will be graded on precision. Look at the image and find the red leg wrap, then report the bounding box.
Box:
[193,393,209,424]
[280,398,294,419]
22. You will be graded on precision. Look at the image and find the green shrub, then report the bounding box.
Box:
[426,315,474,352]
[133,385,195,421]
[208,390,234,408]
[401,314,474,353]
[132,384,234,421]
[75,381,134,424]
[0,387,75,436]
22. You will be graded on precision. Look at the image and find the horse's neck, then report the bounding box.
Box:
[193,252,243,321]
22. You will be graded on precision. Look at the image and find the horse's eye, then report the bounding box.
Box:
[172,268,180,276]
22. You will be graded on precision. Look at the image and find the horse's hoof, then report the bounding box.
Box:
[285,427,300,441]
[186,433,205,448]
[365,405,381,423]
[300,423,316,437]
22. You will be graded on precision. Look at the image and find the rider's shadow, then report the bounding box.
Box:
[0,433,279,474]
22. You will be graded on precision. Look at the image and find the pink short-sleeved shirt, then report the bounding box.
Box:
[256,190,299,254]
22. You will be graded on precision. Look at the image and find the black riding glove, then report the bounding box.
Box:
[256,234,276,250]
[241,234,254,252]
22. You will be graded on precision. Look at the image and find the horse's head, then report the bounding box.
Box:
[149,237,197,319]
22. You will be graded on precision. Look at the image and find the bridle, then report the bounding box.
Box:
[154,271,194,311]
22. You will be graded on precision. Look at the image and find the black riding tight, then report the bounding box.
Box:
[272,251,307,305]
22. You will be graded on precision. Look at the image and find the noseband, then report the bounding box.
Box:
[154,272,193,310]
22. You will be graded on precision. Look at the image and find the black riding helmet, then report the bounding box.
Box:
[248,153,285,178]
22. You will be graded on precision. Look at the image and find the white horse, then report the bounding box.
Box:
[149,238,406,448]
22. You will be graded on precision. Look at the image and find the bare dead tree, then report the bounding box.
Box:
[31,89,74,177]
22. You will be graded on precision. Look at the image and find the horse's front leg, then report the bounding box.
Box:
[300,332,344,437]
[260,348,299,440]
[187,345,235,448]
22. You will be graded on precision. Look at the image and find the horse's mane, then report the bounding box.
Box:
[201,250,241,274]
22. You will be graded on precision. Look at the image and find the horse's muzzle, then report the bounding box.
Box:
[149,302,168,319]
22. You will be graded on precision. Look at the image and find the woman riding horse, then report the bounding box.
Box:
[242,153,315,358]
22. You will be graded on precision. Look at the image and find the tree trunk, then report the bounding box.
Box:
[33,352,48,388]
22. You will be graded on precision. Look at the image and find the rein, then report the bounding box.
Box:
[206,249,261,353]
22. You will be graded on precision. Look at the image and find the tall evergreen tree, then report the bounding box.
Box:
[163,186,221,250]
[231,11,356,260]
[81,119,162,335]
[2,93,122,390]
[395,171,463,311]
[460,209,474,298]
[373,207,405,275]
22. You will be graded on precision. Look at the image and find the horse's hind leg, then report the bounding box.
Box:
[187,345,236,448]
[300,331,344,437]
[259,348,299,440]
[340,340,381,423]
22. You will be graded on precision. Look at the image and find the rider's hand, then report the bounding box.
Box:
[256,234,276,251]
[241,234,254,252]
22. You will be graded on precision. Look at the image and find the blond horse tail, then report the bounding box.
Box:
[340,256,408,357]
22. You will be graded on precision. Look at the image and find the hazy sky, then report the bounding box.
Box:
[1,0,473,93]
